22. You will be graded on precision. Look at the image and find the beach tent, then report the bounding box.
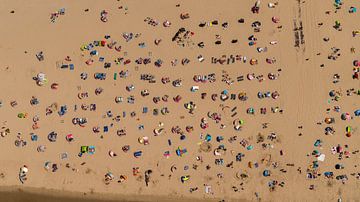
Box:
[81,146,88,153]
[181,175,190,183]
[354,109,360,116]
[134,151,142,158]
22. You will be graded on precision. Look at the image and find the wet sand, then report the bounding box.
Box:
[0,186,223,202]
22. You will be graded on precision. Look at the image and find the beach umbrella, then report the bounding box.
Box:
[325,117,335,124]
[263,170,270,177]
[329,90,336,97]
[341,113,351,120]
[317,154,325,162]
[47,131,57,142]
[44,162,51,171]
[250,59,258,65]
[271,91,280,99]
[247,73,255,80]
[353,60,359,66]
[37,73,46,82]
[346,126,352,133]
[205,134,212,142]
[20,166,28,174]
[138,136,149,145]
[66,134,74,142]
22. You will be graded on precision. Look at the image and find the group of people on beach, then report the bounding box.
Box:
[3,0,360,201]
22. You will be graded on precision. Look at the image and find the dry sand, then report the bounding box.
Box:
[0,0,359,201]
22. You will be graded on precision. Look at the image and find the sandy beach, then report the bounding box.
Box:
[0,0,359,201]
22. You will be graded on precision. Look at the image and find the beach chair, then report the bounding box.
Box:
[69,64,74,70]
